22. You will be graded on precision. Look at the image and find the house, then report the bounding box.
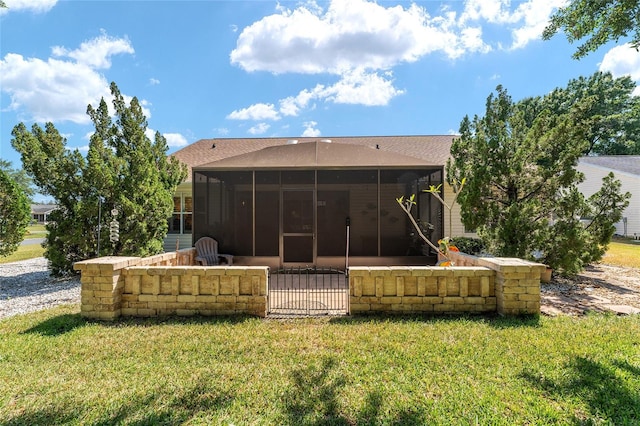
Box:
[30,204,58,224]
[577,156,640,238]
[168,136,474,267]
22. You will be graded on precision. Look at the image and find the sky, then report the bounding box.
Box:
[2,0,640,201]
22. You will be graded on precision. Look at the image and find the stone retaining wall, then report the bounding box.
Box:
[349,266,497,314]
[447,252,545,315]
[74,249,267,320]
[74,251,544,320]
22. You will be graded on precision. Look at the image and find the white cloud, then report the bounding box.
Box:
[248,122,271,135]
[2,0,57,14]
[163,133,189,148]
[144,129,187,147]
[215,127,230,135]
[315,69,404,106]
[0,53,110,123]
[600,44,640,81]
[227,0,566,123]
[52,32,134,69]
[459,0,568,50]
[230,0,488,75]
[301,121,321,137]
[149,78,160,85]
[230,0,563,77]
[509,0,568,50]
[0,34,137,124]
[226,103,280,120]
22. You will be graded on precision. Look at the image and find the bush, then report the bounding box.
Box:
[451,237,485,255]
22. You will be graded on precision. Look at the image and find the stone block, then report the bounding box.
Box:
[176,309,197,316]
[519,294,540,302]
[350,303,371,312]
[375,277,384,298]
[461,297,481,305]
[438,277,448,297]
[413,304,434,312]
[214,295,234,304]
[391,304,413,311]
[402,297,424,304]
[352,276,363,297]
[177,295,196,303]
[396,277,405,297]
[459,277,468,297]
[410,268,434,277]
[502,286,526,294]
[380,297,402,304]
[433,304,456,312]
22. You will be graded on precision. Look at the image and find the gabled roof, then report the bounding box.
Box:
[579,156,640,177]
[31,204,58,214]
[172,135,454,181]
[195,140,437,170]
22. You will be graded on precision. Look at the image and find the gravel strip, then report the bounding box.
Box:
[0,257,80,320]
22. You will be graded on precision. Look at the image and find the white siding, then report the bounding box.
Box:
[577,162,640,237]
[442,183,477,238]
[163,234,193,252]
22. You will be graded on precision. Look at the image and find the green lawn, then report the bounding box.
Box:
[0,243,45,264]
[601,238,640,268]
[1,306,639,425]
[25,223,47,236]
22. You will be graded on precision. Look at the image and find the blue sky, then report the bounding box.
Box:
[2,0,640,195]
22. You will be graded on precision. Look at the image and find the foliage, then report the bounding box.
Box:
[544,72,640,155]
[11,82,186,275]
[447,85,630,275]
[543,0,640,59]
[450,237,485,255]
[0,159,35,201]
[0,169,31,256]
[2,307,640,424]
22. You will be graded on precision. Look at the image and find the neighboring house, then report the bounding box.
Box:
[31,204,58,224]
[169,136,474,267]
[577,156,640,238]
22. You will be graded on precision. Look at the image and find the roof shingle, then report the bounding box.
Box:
[172,135,455,181]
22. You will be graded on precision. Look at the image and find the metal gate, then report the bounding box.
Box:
[268,267,349,317]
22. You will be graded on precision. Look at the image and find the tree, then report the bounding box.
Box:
[447,85,630,275]
[11,82,186,275]
[0,169,31,257]
[0,160,36,201]
[544,72,640,155]
[543,0,640,59]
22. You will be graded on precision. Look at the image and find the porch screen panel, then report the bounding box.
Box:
[192,171,252,255]
[193,171,208,243]
[379,170,428,256]
[255,171,279,256]
[419,170,443,251]
[317,170,377,256]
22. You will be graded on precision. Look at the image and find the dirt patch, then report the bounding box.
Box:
[541,264,640,316]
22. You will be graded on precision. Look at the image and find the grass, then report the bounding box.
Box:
[601,238,640,268]
[25,223,47,237]
[0,225,46,264]
[0,244,45,264]
[1,306,639,425]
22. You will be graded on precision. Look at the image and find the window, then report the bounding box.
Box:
[168,194,192,234]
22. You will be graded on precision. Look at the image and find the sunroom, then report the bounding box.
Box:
[192,139,444,268]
